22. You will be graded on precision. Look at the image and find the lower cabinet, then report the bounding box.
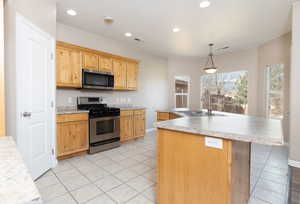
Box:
[56,113,89,160]
[157,111,182,121]
[121,109,146,142]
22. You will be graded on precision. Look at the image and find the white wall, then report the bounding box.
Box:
[56,23,169,130]
[168,48,259,115]
[289,2,300,164]
[4,0,56,139]
[258,33,291,142]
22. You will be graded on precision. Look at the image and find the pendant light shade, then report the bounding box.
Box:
[203,43,218,74]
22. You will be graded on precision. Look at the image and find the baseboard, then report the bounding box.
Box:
[146,128,156,133]
[288,159,300,168]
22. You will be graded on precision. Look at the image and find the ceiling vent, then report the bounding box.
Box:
[134,38,144,43]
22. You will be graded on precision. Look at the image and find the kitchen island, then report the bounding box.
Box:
[155,114,283,204]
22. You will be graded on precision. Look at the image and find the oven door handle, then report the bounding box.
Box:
[90,116,120,122]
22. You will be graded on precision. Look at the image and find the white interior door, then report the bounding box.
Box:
[16,15,55,180]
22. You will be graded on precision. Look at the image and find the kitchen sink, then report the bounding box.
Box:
[174,110,225,117]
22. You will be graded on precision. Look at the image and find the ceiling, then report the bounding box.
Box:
[57,0,296,58]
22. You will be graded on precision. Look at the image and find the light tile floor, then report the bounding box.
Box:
[36,131,289,204]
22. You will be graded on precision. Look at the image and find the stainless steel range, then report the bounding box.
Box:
[77,97,120,154]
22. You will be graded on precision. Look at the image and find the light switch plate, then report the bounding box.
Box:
[205,137,223,149]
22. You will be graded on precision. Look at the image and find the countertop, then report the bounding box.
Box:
[57,105,146,115]
[0,136,42,204]
[111,105,146,110]
[56,107,90,115]
[155,114,284,146]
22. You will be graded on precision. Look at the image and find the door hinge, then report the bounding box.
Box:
[50,53,54,61]
[51,148,55,155]
[51,101,54,108]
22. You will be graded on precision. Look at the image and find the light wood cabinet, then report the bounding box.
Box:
[157,111,182,121]
[56,46,82,88]
[99,55,113,72]
[126,62,138,90]
[134,110,146,138]
[56,41,140,90]
[56,113,89,160]
[120,110,134,141]
[82,52,99,71]
[120,109,146,142]
[113,59,127,89]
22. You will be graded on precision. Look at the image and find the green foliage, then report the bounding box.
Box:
[234,74,248,108]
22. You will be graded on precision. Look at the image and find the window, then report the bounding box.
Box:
[266,64,284,119]
[200,71,248,114]
[175,76,190,109]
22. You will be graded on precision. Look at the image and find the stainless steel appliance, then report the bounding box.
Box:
[82,69,114,90]
[77,97,120,154]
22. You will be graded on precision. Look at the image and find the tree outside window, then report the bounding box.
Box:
[266,64,284,119]
[201,71,248,114]
[175,76,190,109]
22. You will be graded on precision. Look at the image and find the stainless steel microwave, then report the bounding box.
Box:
[82,69,114,90]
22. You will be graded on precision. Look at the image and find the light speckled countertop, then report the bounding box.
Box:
[56,107,89,115]
[110,105,146,110]
[155,114,284,146]
[57,105,146,115]
[0,137,42,204]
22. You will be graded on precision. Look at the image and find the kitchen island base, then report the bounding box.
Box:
[157,129,250,204]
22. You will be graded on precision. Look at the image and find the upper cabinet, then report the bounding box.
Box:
[113,59,127,90]
[99,55,113,72]
[126,62,138,90]
[82,52,99,71]
[56,41,140,91]
[56,46,82,88]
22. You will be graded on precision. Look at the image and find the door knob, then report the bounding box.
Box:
[23,112,32,117]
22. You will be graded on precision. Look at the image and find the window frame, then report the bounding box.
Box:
[174,76,190,109]
[265,64,284,119]
[200,70,249,115]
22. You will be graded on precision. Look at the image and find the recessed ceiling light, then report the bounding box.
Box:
[173,27,181,33]
[104,16,114,24]
[200,0,211,8]
[66,9,77,16]
[125,32,132,37]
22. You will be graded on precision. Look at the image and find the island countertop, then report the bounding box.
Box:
[155,114,284,146]
[0,136,42,204]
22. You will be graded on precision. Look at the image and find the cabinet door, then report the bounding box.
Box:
[56,46,82,88]
[82,52,99,71]
[113,59,127,89]
[127,62,138,90]
[134,112,146,138]
[99,55,113,72]
[57,120,88,157]
[120,115,134,141]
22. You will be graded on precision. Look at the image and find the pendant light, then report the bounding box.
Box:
[203,43,218,74]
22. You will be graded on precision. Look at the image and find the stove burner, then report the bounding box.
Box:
[77,104,120,118]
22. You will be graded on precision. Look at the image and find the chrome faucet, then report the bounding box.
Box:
[203,89,213,116]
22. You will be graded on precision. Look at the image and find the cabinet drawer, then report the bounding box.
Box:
[134,109,145,116]
[121,110,134,117]
[157,112,170,121]
[57,113,88,123]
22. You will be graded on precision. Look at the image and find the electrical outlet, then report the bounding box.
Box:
[68,97,73,104]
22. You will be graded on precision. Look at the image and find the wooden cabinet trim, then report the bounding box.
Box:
[82,52,99,70]
[56,113,89,159]
[56,46,82,88]
[57,113,88,123]
[57,41,140,64]
[157,112,170,121]
[134,109,145,115]
[120,110,134,116]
